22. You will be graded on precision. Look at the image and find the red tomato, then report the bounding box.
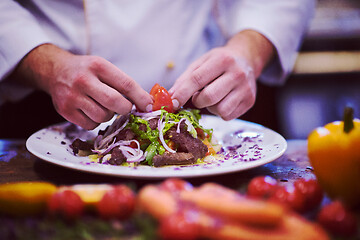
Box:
[269,185,305,213]
[158,210,200,240]
[150,83,162,96]
[247,176,278,199]
[160,178,193,193]
[150,83,174,113]
[317,200,358,237]
[195,128,205,140]
[96,185,135,220]
[48,190,84,220]
[294,178,323,212]
[129,141,138,149]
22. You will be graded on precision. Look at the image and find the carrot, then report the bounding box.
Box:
[137,181,330,240]
[180,183,284,227]
[137,185,177,219]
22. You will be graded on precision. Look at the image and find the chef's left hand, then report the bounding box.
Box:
[169,30,274,121]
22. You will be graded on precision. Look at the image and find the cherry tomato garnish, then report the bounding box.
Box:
[247,176,278,199]
[48,190,84,220]
[149,83,161,96]
[317,200,358,237]
[195,128,205,140]
[294,178,323,212]
[96,185,135,220]
[129,141,138,149]
[158,210,200,240]
[150,83,174,113]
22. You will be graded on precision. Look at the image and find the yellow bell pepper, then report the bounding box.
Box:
[308,107,360,208]
[0,181,57,216]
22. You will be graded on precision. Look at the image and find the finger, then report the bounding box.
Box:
[85,77,134,116]
[51,91,99,130]
[53,98,99,130]
[77,95,115,124]
[169,53,210,91]
[191,73,238,109]
[169,55,225,109]
[63,108,99,130]
[93,60,152,112]
[207,88,255,121]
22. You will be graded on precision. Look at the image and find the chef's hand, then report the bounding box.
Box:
[13,44,152,130]
[169,30,274,120]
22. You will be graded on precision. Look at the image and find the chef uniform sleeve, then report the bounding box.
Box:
[0,1,52,103]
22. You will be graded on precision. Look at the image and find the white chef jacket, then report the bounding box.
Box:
[0,0,315,104]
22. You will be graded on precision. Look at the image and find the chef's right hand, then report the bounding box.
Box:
[14,44,152,130]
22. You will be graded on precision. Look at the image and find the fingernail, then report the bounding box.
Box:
[146,104,153,112]
[172,99,179,109]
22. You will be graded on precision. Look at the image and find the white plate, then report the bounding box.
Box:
[26,115,287,179]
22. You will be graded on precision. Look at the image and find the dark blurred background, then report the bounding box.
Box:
[277,0,360,138]
[1,0,360,139]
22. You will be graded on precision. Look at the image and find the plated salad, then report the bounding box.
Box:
[70,84,221,167]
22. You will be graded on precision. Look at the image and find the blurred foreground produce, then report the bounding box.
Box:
[48,189,85,220]
[308,107,360,208]
[48,184,136,220]
[96,185,136,220]
[0,182,56,216]
[317,200,358,237]
[3,179,359,239]
[247,176,324,213]
[138,178,329,240]
[0,182,136,221]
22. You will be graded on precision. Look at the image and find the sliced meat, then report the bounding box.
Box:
[138,123,147,132]
[70,138,93,155]
[128,118,158,135]
[165,127,208,160]
[152,152,196,167]
[108,147,126,165]
[115,128,136,141]
[148,118,158,130]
